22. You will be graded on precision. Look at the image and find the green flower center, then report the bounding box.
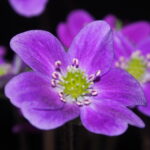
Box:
[126,57,146,81]
[0,67,7,76]
[59,68,91,99]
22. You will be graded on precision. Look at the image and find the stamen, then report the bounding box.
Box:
[52,72,59,79]
[83,99,91,105]
[95,70,101,77]
[146,54,150,60]
[60,97,66,102]
[51,79,57,87]
[76,101,84,106]
[55,60,62,68]
[91,90,98,96]
[88,74,95,81]
[115,61,120,67]
[72,58,79,68]
[58,92,64,98]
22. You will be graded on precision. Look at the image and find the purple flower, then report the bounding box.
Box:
[57,9,94,48]
[0,46,25,87]
[8,0,48,17]
[121,21,150,45]
[114,31,150,116]
[5,21,146,136]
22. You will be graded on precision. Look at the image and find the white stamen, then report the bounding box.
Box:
[60,97,66,102]
[146,54,150,60]
[88,74,95,81]
[84,99,91,105]
[51,79,56,87]
[115,61,120,67]
[55,60,62,68]
[119,56,125,62]
[95,70,101,77]
[52,72,59,79]
[76,101,83,106]
[91,90,98,96]
[59,92,64,98]
[72,58,79,67]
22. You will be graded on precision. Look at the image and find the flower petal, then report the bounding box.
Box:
[67,10,94,37]
[5,72,63,109]
[121,22,150,44]
[94,68,146,107]
[136,37,150,56]
[114,32,134,59]
[68,21,113,75]
[10,30,69,76]
[9,0,48,17]
[56,23,73,48]
[80,100,144,136]
[138,83,150,116]
[104,14,117,29]
[21,102,80,130]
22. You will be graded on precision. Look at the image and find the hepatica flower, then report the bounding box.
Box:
[57,9,120,48]
[8,0,48,17]
[114,31,150,116]
[57,9,94,48]
[5,21,146,136]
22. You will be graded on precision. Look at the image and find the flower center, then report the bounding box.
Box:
[115,51,150,82]
[126,57,146,80]
[51,59,100,106]
[59,68,91,99]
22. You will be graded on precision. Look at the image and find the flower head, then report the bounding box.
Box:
[9,0,48,17]
[114,31,150,116]
[57,9,94,48]
[5,21,146,136]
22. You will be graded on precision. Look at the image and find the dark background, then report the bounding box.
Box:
[0,0,150,150]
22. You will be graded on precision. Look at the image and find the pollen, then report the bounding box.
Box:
[126,57,146,80]
[59,68,91,99]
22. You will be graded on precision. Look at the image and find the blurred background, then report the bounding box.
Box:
[0,0,150,150]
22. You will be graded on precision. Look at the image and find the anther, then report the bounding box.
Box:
[72,58,79,68]
[84,99,91,105]
[55,60,62,68]
[52,72,59,79]
[88,74,95,81]
[76,101,84,106]
[51,79,57,87]
[146,54,150,60]
[115,61,120,67]
[59,92,64,98]
[91,90,98,96]
[95,70,101,77]
[60,97,66,102]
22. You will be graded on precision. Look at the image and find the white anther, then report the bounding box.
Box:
[76,101,84,106]
[132,50,141,57]
[91,90,98,96]
[60,97,66,102]
[88,74,95,81]
[119,56,125,62]
[59,92,64,98]
[115,61,120,67]
[52,72,59,79]
[95,70,101,77]
[72,58,79,67]
[55,60,62,68]
[51,79,56,87]
[147,62,150,68]
[146,54,150,60]
[84,99,91,105]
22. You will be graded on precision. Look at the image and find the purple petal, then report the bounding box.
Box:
[68,21,114,75]
[9,0,48,17]
[56,23,73,48]
[121,22,150,45]
[10,30,69,76]
[114,31,134,59]
[136,37,150,56]
[21,102,79,130]
[67,9,94,37]
[94,68,146,107]
[5,72,63,109]
[104,14,117,29]
[138,83,150,116]
[80,100,144,136]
